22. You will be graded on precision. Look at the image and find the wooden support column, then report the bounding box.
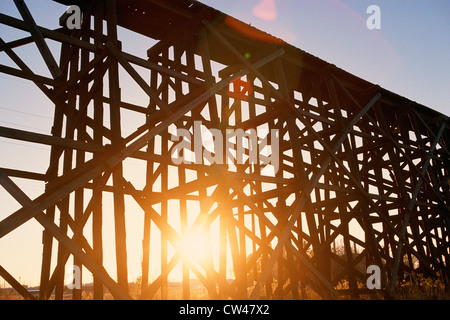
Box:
[38,34,69,300]
[390,121,446,293]
[160,45,170,301]
[92,0,105,300]
[106,0,128,292]
[173,40,191,300]
[0,168,131,300]
[141,44,160,296]
[230,75,248,300]
[51,34,78,300]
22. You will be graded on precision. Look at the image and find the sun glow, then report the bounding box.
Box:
[178,229,211,266]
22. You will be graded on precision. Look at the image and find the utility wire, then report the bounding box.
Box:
[0,120,50,133]
[0,138,49,151]
[0,105,52,120]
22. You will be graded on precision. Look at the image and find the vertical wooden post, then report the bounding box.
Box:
[106,0,128,292]
[92,0,105,300]
[54,31,80,299]
[235,86,248,299]
[38,26,72,299]
[159,45,170,300]
[141,47,159,296]
[173,38,191,299]
[1,0,449,301]
[219,91,230,298]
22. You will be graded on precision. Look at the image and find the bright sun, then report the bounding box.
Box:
[178,230,210,265]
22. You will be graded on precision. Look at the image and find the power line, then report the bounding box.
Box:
[0,105,52,120]
[0,138,50,151]
[0,120,50,133]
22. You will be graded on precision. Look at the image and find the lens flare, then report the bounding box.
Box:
[252,0,277,21]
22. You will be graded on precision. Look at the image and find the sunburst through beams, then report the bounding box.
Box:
[178,229,211,267]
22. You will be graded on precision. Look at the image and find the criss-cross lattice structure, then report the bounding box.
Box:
[0,0,449,300]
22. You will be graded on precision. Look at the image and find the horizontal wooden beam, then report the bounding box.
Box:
[0,64,54,85]
[0,35,35,52]
[0,48,284,240]
[13,0,62,79]
[0,126,105,153]
[0,168,47,181]
[0,12,99,52]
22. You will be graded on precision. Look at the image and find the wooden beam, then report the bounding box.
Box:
[105,0,128,293]
[0,63,54,85]
[390,121,447,292]
[13,0,62,79]
[0,169,131,299]
[0,265,37,300]
[92,1,105,299]
[0,49,280,239]
[250,77,380,299]
[0,35,35,52]
[0,126,105,153]
[0,168,46,181]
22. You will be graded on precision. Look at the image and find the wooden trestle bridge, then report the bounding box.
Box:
[0,0,449,300]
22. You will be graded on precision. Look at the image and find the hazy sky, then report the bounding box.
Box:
[200,0,450,116]
[0,0,449,288]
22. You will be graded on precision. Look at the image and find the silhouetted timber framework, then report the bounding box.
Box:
[0,0,449,300]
